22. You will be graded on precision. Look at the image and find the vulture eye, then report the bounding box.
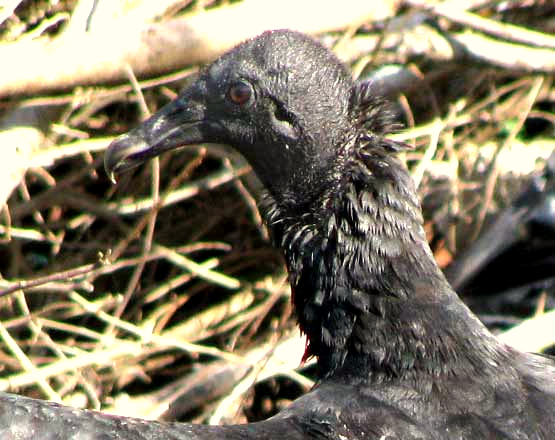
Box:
[228,81,253,106]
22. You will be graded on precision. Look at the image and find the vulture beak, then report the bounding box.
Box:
[104,84,209,182]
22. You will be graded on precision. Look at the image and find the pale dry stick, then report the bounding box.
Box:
[223,299,287,347]
[411,100,466,188]
[107,206,156,263]
[0,262,99,298]
[14,291,70,362]
[209,361,273,424]
[460,77,538,125]
[67,212,100,230]
[390,76,543,146]
[453,32,555,73]
[44,343,96,360]
[398,94,416,149]
[440,129,459,255]
[50,123,90,140]
[105,331,311,421]
[231,276,290,349]
[36,318,106,342]
[8,186,122,226]
[162,289,256,341]
[12,291,102,408]
[24,169,66,254]
[69,291,243,364]
[108,148,210,263]
[392,122,441,144]
[17,66,197,109]
[408,0,555,49]
[143,257,220,306]
[145,254,245,332]
[1,203,12,242]
[411,117,443,189]
[65,93,127,129]
[0,341,143,392]
[24,281,94,294]
[472,77,544,239]
[22,13,71,41]
[342,22,555,73]
[0,0,25,26]
[1,103,109,226]
[210,333,314,424]
[440,0,497,9]
[334,20,370,62]
[0,127,44,206]
[65,0,195,37]
[153,244,240,290]
[0,249,224,299]
[175,241,233,254]
[107,151,208,284]
[535,293,547,317]
[499,308,555,353]
[350,54,372,80]
[29,167,57,187]
[66,375,102,411]
[95,248,228,284]
[27,137,114,169]
[149,262,243,333]
[394,64,442,174]
[3,154,107,221]
[0,319,61,402]
[223,158,267,240]
[530,110,555,126]
[17,179,55,242]
[0,0,399,97]
[125,63,150,116]
[109,64,158,326]
[111,165,251,215]
[0,224,63,244]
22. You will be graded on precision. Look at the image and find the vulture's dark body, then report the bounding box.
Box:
[1,30,554,439]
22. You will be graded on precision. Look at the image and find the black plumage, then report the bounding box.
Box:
[2,29,555,440]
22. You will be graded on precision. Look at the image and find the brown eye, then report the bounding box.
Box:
[228,82,252,106]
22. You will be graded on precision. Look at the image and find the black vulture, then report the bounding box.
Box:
[1,29,554,440]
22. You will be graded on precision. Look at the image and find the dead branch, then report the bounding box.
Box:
[452,31,555,72]
[408,0,555,49]
[0,0,399,98]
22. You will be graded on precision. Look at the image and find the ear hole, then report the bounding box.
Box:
[271,102,299,139]
[274,104,291,123]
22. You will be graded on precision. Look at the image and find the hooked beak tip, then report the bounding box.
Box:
[104,133,152,183]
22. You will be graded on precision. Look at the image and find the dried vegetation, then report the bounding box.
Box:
[0,0,554,424]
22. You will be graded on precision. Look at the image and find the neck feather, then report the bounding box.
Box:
[261,146,507,382]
